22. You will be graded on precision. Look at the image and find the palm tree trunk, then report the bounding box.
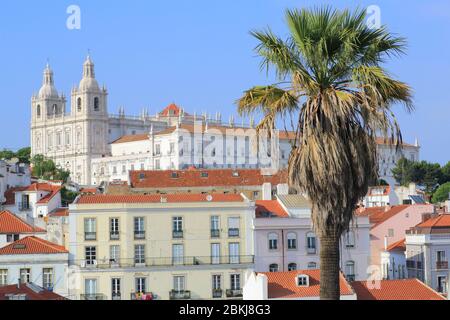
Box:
[319,228,341,300]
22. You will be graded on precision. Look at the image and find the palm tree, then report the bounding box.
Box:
[237,7,412,299]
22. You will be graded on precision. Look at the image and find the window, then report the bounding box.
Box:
[212,275,222,298]
[65,131,71,145]
[268,233,278,250]
[36,105,41,117]
[173,276,185,292]
[94,97,100,111]
[110,218,120,240]
[229,243,240,264]
[437,250,446,262]
[112,278,121,300]
[47,132,53,148]
[308,262,317,269]
[230,274,241,290]
[155,159,160,170]
[388,229,394,237]
[42,268,53,290]
[155,144,161,155]
[6,234,19,243]
[269,264,279,272]
[211,216,220,237]
[84,218,96,240]
[110,245,120,264]
[297,275,309,287]
[135,245,145,265]
[20,269,30,284]
[228,217,240,237]
[287,232,297,249]
[345,231,355,248]
[136,277,147,294]
[345,261,355,281]
[211,243,220,264]
[112,166,117,174]
[85,246,96,265]
[85,279,97,297]
[438,276,448,294]
[134,217,145,239]
[288,263,297,271]
[130,164,135,171]
[77,98,82,111]
[122,165,126,174]
[173,217,183,238]
[172,244,184,265]
[169,143,175,155]
[0,270,8,286]
[306,232,317,254]
[56,132,62,146]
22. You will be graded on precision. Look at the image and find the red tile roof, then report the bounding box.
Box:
[3,187,25,205]
[130,169,287,189]
[48,208,69,217]
[352,279,445,300]
[0,211,45,234]
[0,236,68,255]
[76,193,245,205]
[255,200,289,218]
[386,238,406,252]
[367,186,391,196]
[0,283,67,300]
[356,205,410,228]
[416,214,450,228]
[80,188,98,194]
[111,133,149,144]
[261,270,354,299]
[375,137,416,148]
[159,103,187,117]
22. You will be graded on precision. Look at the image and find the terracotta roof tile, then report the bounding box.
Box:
[130,169,287,189]
[76,193,244,205]
[356,205,410,228]
[260,270,354,299]
[255,200,289,218]
[0,236,68,255]
[159,103,188,117]
[0,283,67,300]
[111,134,149,144]
[0,211,45,234]
[386,238,406,252]
[375,137,416,148]
[416,214,450,228]
[48,208,69,217]
[352,279,445,300]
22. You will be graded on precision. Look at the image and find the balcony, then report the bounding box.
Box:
[228,228,240,238]
[211,229,220,238]
[130,292,154,300]
[226,289,243,298]
[306,247,317,254]
[80,294,106,300]
[75,255,254,269]
[18,202,30,211]
[134,230,145,240]
[84,232,97,241]
[212,289,223,298]
[173,230,183,239]
[346,274,356,282]
[112,293,121,300]
[110,231,120,240]
[170,290,191,300]
[436,261,448,270]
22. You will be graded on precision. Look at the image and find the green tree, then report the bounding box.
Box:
[237,7,412,299]
[392,158,442,194]
[31,154,70,183]
[432,182,450,204]
[0,149,16,160]
[16,147,31,164]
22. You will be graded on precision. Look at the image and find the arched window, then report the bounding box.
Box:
[345,261,355,281]
[306,232,317,254]
[36,105,41,117]
[287,232,297,250]
[307,262,317,269]
[77,98,82,112]
[288,263,297,271]
[53,104,58,115]
[94,97,100,111]
[344,230,355,248]
[268,233,278,250]
[269,264,279,272]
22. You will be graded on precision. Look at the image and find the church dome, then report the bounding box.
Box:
[38,64,58,98]
[79,55,100,92]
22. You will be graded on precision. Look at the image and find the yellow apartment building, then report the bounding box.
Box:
[68,193,255,300]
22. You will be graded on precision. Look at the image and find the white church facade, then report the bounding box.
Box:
[30,56,420,187]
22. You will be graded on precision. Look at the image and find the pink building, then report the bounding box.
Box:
[357,204,435,268]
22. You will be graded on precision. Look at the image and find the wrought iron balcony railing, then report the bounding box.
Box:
[170,290,191,300]
[80,294,106,300]
[226,289,243,298]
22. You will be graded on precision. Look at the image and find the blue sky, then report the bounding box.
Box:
[0,0,449,163]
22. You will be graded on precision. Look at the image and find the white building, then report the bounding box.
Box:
[0,236,69,298]
[363,183,425,208]
[380,238,407,280]
[0,159,31,204]
[31,57,419,187]
[253,195,371,281]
